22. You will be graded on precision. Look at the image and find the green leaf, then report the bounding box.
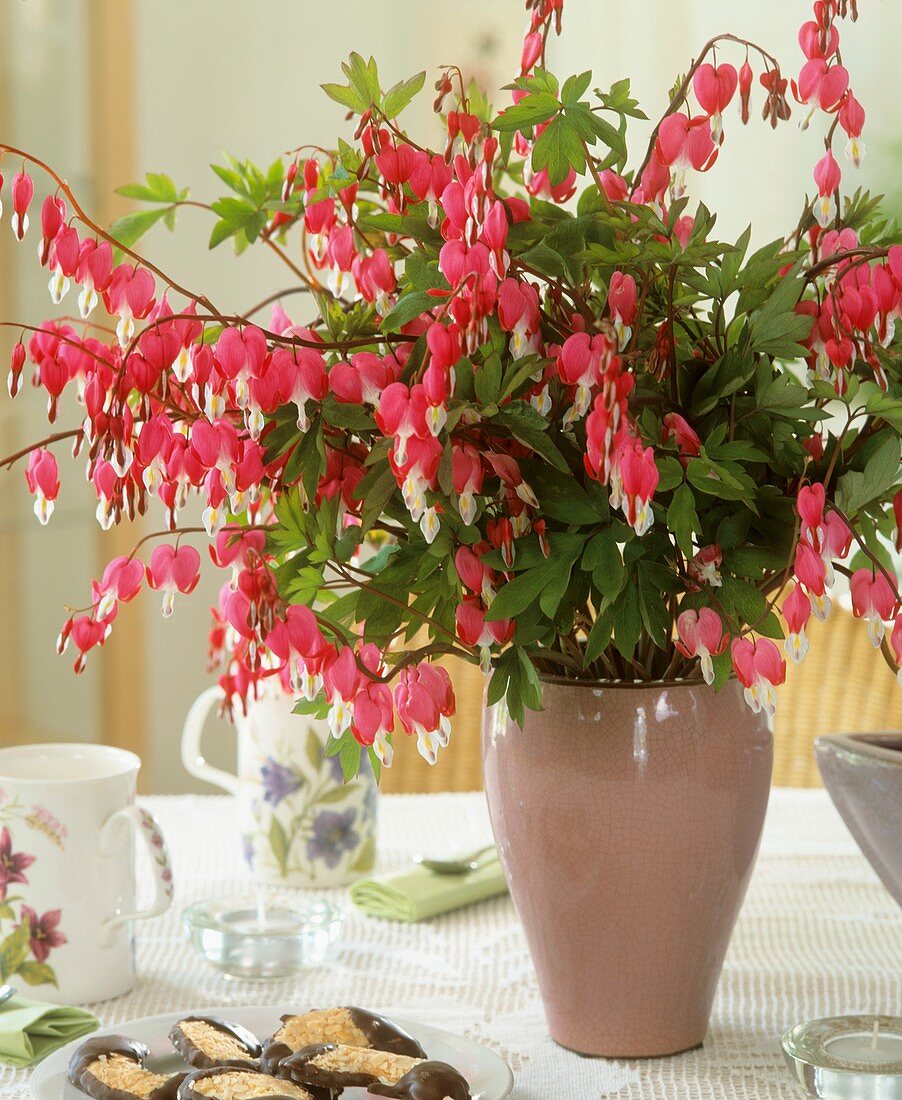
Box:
[109,207,171,248]
[16,960,57,988]
[492,92,561,133]
[494,404,570,472]
[560,71,592,106]
[584,606,614,664]
[340,52,381,105]
[339,736,362,781]
[667,484,699,557]
[747,263,811,357]
[638,564,671,650]
[268,818,290,877]
[321,82,369,113]
[686,457,756,504]
[381,291,435,332]
[208,197,267,249]
[531,114,585,185]
[583,527,624,601]
[0,914,30,980]
[719,576,769,632]
[486,566,552,621]
[538,535,584,618]
[523,465,605,524]
[321,393,376,431]
[306,728,324,772]
[382,71,426,117]
[475,354,503,406]
[656,455,685,493]
[351,834,377,873]
[116,172,183,203]
[612,582,642,660]
[836,435,901,517]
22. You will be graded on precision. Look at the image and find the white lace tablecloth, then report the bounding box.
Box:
[2,789,900,1099]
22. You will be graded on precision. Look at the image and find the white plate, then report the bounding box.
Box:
[30,1004,514,1100]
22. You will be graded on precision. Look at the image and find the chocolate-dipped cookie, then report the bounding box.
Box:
[265,1043,426,1093]
[67,1035,186,1100]
[169,1016,262,1070]
[261,1007,425,1073]
[176,1067,325,1100]
[369,1061,472,1100]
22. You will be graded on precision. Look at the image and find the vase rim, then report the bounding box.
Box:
[538,673,712,690]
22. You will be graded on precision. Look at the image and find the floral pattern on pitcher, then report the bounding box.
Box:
[0,794,68,987]
[242,725,377,883]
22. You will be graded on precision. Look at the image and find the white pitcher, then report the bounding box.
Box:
[181,681,377,887]
[0,743,173,1004]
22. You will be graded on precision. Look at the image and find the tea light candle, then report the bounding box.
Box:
[782,1015,902,1099]
[183,892,344,980]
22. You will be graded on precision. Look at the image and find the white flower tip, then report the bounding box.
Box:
[33,496,54,526]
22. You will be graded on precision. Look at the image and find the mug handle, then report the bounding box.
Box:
[100,805,174,932]
[180,685,240,794]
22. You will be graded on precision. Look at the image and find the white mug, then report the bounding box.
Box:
[181,681,377,888]
[0,743,173,1004]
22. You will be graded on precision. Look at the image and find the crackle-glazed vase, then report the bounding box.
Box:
[482,677,773,1058]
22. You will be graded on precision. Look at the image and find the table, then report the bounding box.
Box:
[1,789,900,1099]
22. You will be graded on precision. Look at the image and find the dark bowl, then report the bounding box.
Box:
[815,732,902,910]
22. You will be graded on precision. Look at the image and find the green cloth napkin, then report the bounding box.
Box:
[350,853,508,922]
[0,995,99,1068]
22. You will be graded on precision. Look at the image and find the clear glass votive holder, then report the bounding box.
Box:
[183,893,344,980]
[782,1015,902,1100]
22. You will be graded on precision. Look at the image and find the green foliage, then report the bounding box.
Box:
[112,173,189,247]
[144,50,901,749]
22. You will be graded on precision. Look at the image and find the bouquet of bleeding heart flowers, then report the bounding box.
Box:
[2,0,900,774]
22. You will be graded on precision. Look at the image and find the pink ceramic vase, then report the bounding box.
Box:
[482,677,773,1058]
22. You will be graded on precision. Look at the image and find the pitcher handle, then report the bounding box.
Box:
[180,685,240,794]
[100,805,173,932]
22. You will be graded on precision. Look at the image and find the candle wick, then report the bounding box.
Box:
[871,1020,880,1051]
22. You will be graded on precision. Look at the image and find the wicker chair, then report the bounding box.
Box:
[379,609,902,793]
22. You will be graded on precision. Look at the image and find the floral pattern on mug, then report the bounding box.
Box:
[138,808,174,898]
[0,810,67,987]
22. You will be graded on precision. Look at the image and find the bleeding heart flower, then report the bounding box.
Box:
[146,544,201,617]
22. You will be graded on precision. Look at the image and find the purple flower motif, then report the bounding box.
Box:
[242,834,255,869]
[306,808,359,869]
[19,905,66,963]
[0,827,35,901]
[261,757,303,806]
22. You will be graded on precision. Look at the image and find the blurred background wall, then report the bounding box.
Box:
[0,0,900,791]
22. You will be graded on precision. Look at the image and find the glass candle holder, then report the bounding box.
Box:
[183,892,344,979]
[782,1015,902,1100]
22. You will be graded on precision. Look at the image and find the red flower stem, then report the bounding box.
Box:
[0,143,219,315]
[830,504,901,602]
[632,34,783,190]
[805,246,888,284]
[0,429,82,470]
[241,286,311,318]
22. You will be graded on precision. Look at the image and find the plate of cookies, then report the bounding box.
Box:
[29,1005,514,1100]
